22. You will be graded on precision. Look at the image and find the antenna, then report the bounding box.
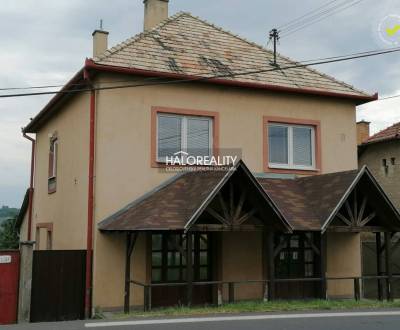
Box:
[100,19,103,30]
[269,28,280,66]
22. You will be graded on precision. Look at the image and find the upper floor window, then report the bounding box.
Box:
[157,114,213,162]
[48,137,58,193]
[268,123,315,170]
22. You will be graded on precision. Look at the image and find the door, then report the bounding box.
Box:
[151,233,213,307]
[30,250,86,322]
[274,233,320,299]
[0,251,20,325]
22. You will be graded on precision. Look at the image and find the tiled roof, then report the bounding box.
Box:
[363,122,400,145]
[94,12,370,98]
[99,164,361,232]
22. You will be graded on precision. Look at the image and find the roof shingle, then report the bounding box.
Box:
[363,122,400,145]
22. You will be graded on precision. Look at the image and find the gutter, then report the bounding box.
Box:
[85,59,378,104]
[22,132,35,241]
[84,69,96,319]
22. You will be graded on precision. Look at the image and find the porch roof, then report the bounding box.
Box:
[98,162,400,233]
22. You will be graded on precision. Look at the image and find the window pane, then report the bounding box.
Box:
[167,235,180,250]
[268,125,288,164]
[305,264,314,277]
[168,252,181,266]
[200,252,208,265]
[152,252,162,266]
[199,235,208,249]
[152,268,162,282]
[167,268,180,281]
[199,267,209,280]
[305,250,314,262]
[187,118,211,157]
[152,234,162,250]
[158,115,182,158]
[293,127,313,166]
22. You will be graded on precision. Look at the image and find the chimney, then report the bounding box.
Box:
[357,120,370,145]
[92,29,109,58]
[143,0,169,31]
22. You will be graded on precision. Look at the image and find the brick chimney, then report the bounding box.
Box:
[357,120,370,145]
[143,0,169,31]
[92,29,109,58]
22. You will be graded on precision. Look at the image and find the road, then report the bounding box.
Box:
[4,310,400,330]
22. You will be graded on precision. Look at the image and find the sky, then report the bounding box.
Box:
[0,0,399,207]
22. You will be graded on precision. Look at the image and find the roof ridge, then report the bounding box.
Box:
[366,121,400,142]
[94,11,189,62]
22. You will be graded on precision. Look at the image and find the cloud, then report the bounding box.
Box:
[0,0,399,207]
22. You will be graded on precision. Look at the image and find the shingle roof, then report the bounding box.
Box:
[94,12,371,99]
[99,164,361,232]
[363,122,400,145]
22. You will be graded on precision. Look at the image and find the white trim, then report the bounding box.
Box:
[156,113,213,163]
[85,311,400,328]
[268,123,316,171]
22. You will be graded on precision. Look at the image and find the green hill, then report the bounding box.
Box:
[0,206,19,225]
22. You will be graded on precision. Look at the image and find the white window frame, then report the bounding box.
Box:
[156,113,213,163]
[268,123,316,171]
[49,139,58,179]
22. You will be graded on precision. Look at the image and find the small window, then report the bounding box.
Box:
[391,158,396,165]
[48,137,58,193]
[382,159,387,167]
[157,114,213,162]
[268,123,315,170]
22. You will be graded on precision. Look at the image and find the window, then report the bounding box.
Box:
[48,137,58,193]
[268,123,315,170]
[157,114,213,162]
[151,233,211,283]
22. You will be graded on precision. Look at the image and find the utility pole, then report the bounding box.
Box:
[269,28,280,66]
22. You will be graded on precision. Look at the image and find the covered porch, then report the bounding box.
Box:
[98,161,400,312]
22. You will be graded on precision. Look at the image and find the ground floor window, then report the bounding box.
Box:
[275,232,318,278]
[151,233,211,283]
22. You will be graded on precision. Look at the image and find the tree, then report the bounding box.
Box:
[0,217,19,250]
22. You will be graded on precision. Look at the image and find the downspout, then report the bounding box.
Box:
[22,132,35,241]
[84,65,96,319]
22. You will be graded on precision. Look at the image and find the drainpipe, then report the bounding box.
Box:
[84,64,96,319]
[22,131,35,241]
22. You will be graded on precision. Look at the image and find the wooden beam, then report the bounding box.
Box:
[186,233,193,306]
[357,196,368,225]
[376,232,383,301]
[266,230,275,301]
[336,212,352,227]
[274,236,287,258]
[304,233,321,256]
[353,189,358,226]
[218,192,230,221]
[359,212,376,227]
[384,232,393,301]
[236,209,257,225]
[191,224,264,232]
[205,208,230,226]
[327,226,386,233]
[233,189,247,223]
[124,232,138,314]
[345,200,355,225]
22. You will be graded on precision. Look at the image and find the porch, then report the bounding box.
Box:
[97,161,400,312]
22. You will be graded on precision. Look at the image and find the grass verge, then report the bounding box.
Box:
[111,299,400,319]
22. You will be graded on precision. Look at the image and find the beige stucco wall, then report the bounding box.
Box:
[359,140,400,211]
[19,211,29,242]
[221,232,264,301]
[327,232,361,298]
[30,92,90,250]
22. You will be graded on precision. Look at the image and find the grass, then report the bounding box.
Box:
[111,299,400,319]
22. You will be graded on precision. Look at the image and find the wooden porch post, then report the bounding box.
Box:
[186,233,193,307]
[266,230,275,301]
[384,232,393,301]
[124,232,138,314]
[376,232,383,301]
[320,233,328,300]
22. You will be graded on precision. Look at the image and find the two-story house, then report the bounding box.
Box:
[19,0,400,316]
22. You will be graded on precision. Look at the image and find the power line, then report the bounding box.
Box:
[1,46,400,99]
[280,0,365,38]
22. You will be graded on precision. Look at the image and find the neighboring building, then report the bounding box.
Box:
[19,0,400,317]
[358,121,400,210]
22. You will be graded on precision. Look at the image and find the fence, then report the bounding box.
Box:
[128,275,398,312]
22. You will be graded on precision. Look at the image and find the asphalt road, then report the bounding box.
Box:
[4,310,400,330]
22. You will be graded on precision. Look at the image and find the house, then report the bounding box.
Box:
[358,121,400,210]
[19,0,400,318]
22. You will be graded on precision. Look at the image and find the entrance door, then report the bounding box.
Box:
[274,233,320,299]
[151,233,213,307]
[0,251,20,325]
